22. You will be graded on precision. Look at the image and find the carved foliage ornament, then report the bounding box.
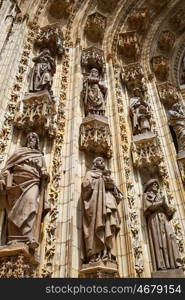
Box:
[85,12,107,43]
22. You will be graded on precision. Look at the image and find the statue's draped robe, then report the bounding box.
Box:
[144,192,181,271]
[81,169,121,261]
[169,110,185,151]
[29,54,56,93]
[84,77,107,116]
[0,147,49,243]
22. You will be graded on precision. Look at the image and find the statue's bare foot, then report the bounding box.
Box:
[89,255,96,264]
[102,249,108,261]
[95,252,101,262]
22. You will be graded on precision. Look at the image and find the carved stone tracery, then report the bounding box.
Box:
[127,8,148,33]
[118,31,140,61]
[81,46,105,74]
[85,12,107,43]
[151,56,169,81]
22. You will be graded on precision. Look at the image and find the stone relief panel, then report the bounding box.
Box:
[121,63,147,94]
[158,30,175,52]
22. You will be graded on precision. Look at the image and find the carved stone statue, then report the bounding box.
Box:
[168,103,185,152]
[0,132,50,249]
[29,48,56,101]
[81,157,124,264]
[143,179,182,272]
[180,55,185,85]
[130,88,151,135]
[82,68,107,116]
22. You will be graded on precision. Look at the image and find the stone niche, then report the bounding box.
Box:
[79,115,112,158]
[131,132,162,168]
[84,12,107,43]
[157,82,180,107]
[14,91,57,138]
[0,243,39,278]
[118,31,140,62]
[81,46,105,74]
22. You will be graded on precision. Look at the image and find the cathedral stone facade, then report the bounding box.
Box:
[0,0,185,278]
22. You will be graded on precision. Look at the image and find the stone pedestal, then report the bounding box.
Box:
[0,243,39,278]
[132,132,161,167]
[177,151,185,184]
[152,269,184,278]
[14,91,57,138]
[79,115,112,158]
[79,260,119,278]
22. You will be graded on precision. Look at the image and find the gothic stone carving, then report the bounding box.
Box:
[132,134,161,168]
[127,8,148,33]
[177,151,185,185]
[143,179,182,272]
[168,103,185,153]
[0,243,38,278]
[82,68,107,116]
[85,12,107,43]
[180,55,185,85]
[0,132,50,249]
[79,115,112,158]
[157,82,180,106]
[121,63,146,93]
[14,91,57,138]
[97,0,119,14]
[158,31,175,51]
[48,0,73,19]
[170,9,185,33]
[81,157,124,269]
[81,47,105,74]
[151,56,169,81]
[130,89,152,136]
[35,24,64,57]
[118,31,140,61]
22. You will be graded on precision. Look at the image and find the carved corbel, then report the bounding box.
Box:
[118,31,140,61]
[158,31,175,51]
[84,12,107,43]
[151,56,169,81]
[132,133,162,168]
[157,82,180,106]
[79,115,112,158]
[127,8,148,33]
[121,63,146,92]
[14,91,57,138]
[81,46,105,74]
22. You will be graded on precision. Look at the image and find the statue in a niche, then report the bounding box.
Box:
[168,102,185,153]
[0,132,50,249]
[130,88,151,135]
[82,68,107,116]
[143,179,182,271]
[29,48,56,101]
[81,157,124,264]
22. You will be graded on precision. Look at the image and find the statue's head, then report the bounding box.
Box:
[133,87,141,97]
[25,132,40,150]
[144,179,159,193]
[92,157,105,170]
[40,48,51,56]
[90,68,99,78]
